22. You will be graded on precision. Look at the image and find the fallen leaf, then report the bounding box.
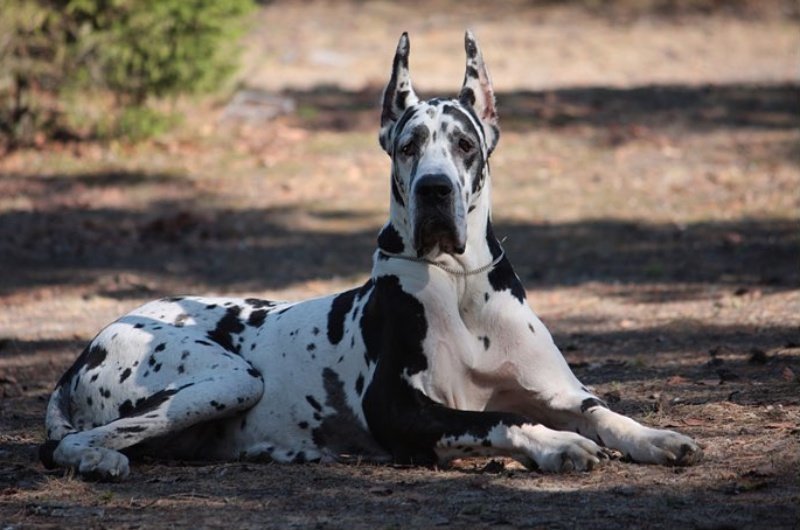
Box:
[667,375,689,386]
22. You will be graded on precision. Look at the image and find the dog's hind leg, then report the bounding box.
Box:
[42,365,264,481]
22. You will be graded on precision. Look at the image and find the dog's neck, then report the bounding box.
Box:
[377,178,502,296]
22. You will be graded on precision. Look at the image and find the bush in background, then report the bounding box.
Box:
[0,0,254,147]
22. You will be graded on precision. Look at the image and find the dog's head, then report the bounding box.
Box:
[378,32,499,258]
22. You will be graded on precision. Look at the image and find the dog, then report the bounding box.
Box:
[40,32,701,480]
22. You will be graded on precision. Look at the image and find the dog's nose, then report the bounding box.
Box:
[415,174,453,202]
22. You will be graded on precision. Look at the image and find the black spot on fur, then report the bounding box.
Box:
[391,175,405,207]
[195,340,212,346]
[355,373,365,395]
[76,344,108,374]
[307,343,316,352]
[247,367,262,379]
[154,343,166,352]
[486,221,526,303]
[119,368,132,383]
[210,400,226,411]
[360,275,428,374]
[391,107,419,146]
[580,398,607,413]
[327,288,358,345]
[116,425,146,433]
[247,309,267,328]
[245,298,276,309]
[305,395,322,412]
[311,368,387,457]
[207,305,245,354]
[133,323,145,329]
[377,223,405,254]
[459,86,476,107]
[117,382,194,419]
[298,421,309,429]
[442,105,479,141]
[181,351,190,360]
[528,323,536,334]
[86,397,93,406]
[480,336,490,350]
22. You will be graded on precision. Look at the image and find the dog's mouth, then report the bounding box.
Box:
[413,209,465,257]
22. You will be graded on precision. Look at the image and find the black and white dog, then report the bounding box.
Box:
[41,32,701,480]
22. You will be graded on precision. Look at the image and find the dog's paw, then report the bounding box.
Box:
[623,427,703,467]
[77,448,130,481]
[517,427,609,473]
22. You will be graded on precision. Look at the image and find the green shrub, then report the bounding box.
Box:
[0,0,255,145]
[66,0,255,104]
[114,106,181,142]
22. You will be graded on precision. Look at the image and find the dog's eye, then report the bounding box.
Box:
[401,142,416,157]
[458,138,474,153]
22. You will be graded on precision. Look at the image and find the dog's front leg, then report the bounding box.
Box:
[361,275,608,472]
[569,399,703,466]
[364,378,608,472]
[488,306,703,466]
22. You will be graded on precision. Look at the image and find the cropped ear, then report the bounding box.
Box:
[379,32,419,154]
[458,31,499,155]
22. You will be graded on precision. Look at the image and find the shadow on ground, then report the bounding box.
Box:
[284,82,799,146]
[0,177,796,298]
[0,453,797,529]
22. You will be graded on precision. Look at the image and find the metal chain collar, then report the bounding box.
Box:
[378,249,504,277]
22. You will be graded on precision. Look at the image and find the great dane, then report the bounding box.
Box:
[41,32,701,480]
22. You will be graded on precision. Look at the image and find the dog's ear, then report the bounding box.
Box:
[379,32,419,154]
[458,31,499,155]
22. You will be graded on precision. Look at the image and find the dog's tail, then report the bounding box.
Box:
[39,351,82,469]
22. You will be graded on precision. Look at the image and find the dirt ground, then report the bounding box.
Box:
[1,1,799,528]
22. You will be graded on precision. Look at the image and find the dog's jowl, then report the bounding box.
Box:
[41,32,702,480]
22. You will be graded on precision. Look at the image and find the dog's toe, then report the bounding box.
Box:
[78,448,130,481]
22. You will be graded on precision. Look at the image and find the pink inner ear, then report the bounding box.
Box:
[460,34,497,127]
